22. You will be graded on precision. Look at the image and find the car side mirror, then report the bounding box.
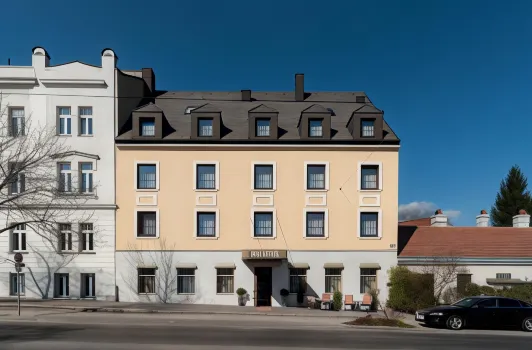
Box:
[472,305,479,309]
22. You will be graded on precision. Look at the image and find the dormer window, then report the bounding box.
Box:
[140,118,155,136]
[361,119,375,137]
[308,119,323,137]
[255,118,271,137]
[198,118,213,137]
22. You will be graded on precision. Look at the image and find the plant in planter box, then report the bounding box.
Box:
[280,288,289,307]
[332,291,343,311]
[236,288,248,306]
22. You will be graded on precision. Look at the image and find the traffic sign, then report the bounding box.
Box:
[14,253,23,263]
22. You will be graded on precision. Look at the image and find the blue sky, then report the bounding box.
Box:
[3,0,532,226]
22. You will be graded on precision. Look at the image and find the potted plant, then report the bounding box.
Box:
[280,288,289,307]
[236,288,247,306]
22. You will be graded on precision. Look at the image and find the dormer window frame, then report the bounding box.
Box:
[297,105,332,141]
[197,118,214,137]
[360,119,375,138]
[190,105,222,140]
[308,118,324,138]
[131,104,164,140]
[255,118,271,137]
[139,117,156,137]
[247,105,279,140]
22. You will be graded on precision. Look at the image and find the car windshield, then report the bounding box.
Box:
[452,298,479,308]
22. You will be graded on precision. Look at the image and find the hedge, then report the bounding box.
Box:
[386,266,436,313]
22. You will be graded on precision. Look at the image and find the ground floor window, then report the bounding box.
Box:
[10,273,25,296]
[81,273,96,298]
[289,268,307,294]
[457,273,472,295]
[177,268,195,294]
[360,268,377,293]
[54,273,70,298]
[325,268,342,293]
[216,268,234,294]
[138,268,156,294]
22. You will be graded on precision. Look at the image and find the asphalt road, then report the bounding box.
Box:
[0,310,531,349]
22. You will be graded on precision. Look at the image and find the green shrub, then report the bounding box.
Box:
[386,266,436,313]
[236,288,247,296]
[332,291,343,311]
[369,289,379,311]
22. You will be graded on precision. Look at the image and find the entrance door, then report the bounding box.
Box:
[255,267,272,307]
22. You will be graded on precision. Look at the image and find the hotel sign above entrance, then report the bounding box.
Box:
[242,250,287,260]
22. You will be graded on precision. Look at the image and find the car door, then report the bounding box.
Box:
[467,298,497,329]
[496,298,522,328]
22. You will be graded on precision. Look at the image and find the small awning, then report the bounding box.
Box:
[215,263,236,269]
[137,264,157,269]
[324,263,344,269]
[176,263,197,269]
[290,263,310,269]
[360,263,381,269]
[486,278,532,286]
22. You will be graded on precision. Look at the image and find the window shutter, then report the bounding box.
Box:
[66,275,69,296]
[10,230,15,252]
[20,173,25,193]
[21,118,25,136]
[92,275,96,297]
[21,232,26,251]
[81,232,86,252]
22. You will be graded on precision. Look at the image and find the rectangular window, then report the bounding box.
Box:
[58,163,72,192]
[10,273,25,296]
[496,273,511,280]
[216,268,234,294]
[198,118,213,137]
[138,268,156,294]
[360,212,378,237]
[137,211,157,237]
[289,268,307,294]
[308,119,323,137]
[11,224,27,252]
[255,118,271,137]
[254,165,273,190]
[177,268,195,294]
[79,107,93,135]
[10,108,25,137]
[360,268,377,293]
[306,164,326,190]
[54,273,70,298]
[361,165,378,190]
[81,273,96,298]
[457,274,472,295]
[80,163,93,193]
[59,224,73,251]
[361,119,375,137]
[254,212,273,237]
[197,212,216,237]
[9,163,25,195]
[59,107,72,135]
[325,268,342,293]
[137,164,157,189]
[140,118,155,136]
[80,223,94,251]
[306,212,325,237]
[196,164,216,189]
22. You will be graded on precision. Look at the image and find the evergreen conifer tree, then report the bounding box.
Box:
[490,165,532,227]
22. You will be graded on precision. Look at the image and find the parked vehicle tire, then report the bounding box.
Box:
[446,315,464,330]
[522,317,532,332]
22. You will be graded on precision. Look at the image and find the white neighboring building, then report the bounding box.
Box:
[0,47,121,300]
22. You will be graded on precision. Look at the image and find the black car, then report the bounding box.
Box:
[415,296,532,331]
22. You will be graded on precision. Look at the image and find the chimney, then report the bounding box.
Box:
[476,209,489,227]
[295,73,304,102]
[32,47,50,68]
[241,89,251,101]
[430,209,448,227]
[141,68,156,95]
[513,209,530,228]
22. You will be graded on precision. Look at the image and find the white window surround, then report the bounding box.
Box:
[251,161,277,191]
[193,161,220,191]
[302,208,329,239]
[134,161,160,191]
[358,194,381,207]
[252,194,274,206]
[305,194,327,206]
[357,208,383,239]
[357,161,383,191]
[134,208,160,239]
[193,208,220,239]
[250,208,277,239]
[136,194,158,206]
[303,161,330,191]
[195,193,217,206]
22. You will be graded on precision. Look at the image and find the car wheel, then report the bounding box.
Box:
[522,317,532,332]
[446,315,464,330]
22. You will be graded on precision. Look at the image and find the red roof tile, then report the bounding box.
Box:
[399,218,431,226]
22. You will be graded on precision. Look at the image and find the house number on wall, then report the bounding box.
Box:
[390,244,397,249]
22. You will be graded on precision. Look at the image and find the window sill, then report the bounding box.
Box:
[304,236,328,240]
[137,293,157,296]
[58,251,78,255]
[57,135,73,137]
[358,189,382,192]
[79,135,94,137]
[216,293,235,295]
[194,189,218,192]
[195,236,219,240]
[305,189,328,192]
[80,297,96,299]
[80,251,97,254]
[136,188,159,192]
[177,293,196,296]
[10,251,29,254]
[252,189,276,192]
[136,236,159,239]
[53,297,71,300]
[252,236,276,240]
[358,237,382,240]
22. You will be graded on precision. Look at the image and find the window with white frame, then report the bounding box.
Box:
[140,117,155,136]
[197,212,216,237]
[80,163,93,193]
[216,268,234,294]
[177,268,195,294]
[198,118,213,137]
[79,107,93,135]
[255,118,271,137]
[496,273,511,280]
[254,212,273,237]
[80,223,94,251]
[306,212,325,237]
[138,268,156,294]
[306,164,326,190]
[54,273,70,297]
[59,223,73,251]
[361,165,379,190]
[137,211,157,237]
[8,163,25,195]
[360,268,377,293]
[81,273,96,298]
[360,212,378,237]
[361,119,375,137]
[289,268,307,294]
[325,268,342,293]
[308,119,323,137]
[254,164,274,190]
[10,273,25,296]
[196,164,216,190]
[11,224,27,252]
[137,164,157,190]
[58,107,72,135]
[58,163,72,192]
[10,108,25,137]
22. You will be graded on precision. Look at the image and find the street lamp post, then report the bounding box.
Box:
[13,253,24,316]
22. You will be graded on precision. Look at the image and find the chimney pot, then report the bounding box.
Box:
[476,210,490,227]
[435,209,443,215]
[513,210,531,228]
[295,73,304,102]
[241,89,251,101]
[519,209,527,215]
[430,210,448,227]
[481,209,487,214]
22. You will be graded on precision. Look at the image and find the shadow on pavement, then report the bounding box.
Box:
[0,324,82,343]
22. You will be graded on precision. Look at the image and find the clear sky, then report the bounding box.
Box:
[3,0,532,226]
